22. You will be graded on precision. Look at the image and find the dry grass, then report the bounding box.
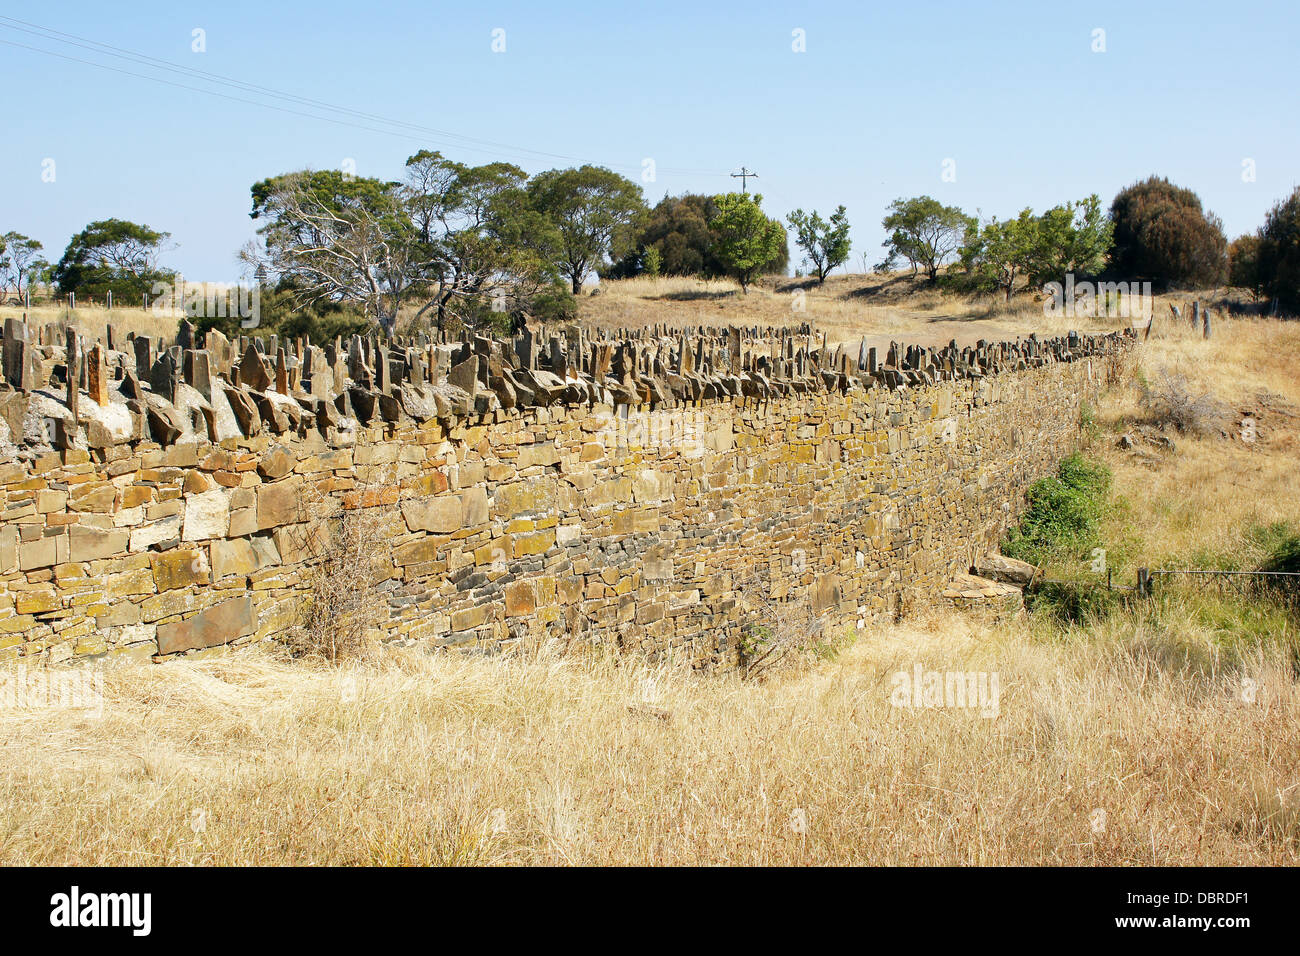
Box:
[581,272,1129,349]
[0,610,1294,866]
[1092,312,1300,569]
[1,301,184,345]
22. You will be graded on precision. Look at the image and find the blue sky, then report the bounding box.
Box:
[4,0,1297,279]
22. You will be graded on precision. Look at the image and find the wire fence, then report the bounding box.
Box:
[1139,568,1300,609]
[1019,567,1300,615]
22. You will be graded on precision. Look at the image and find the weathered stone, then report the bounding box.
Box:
[393,534,440,566]
[182,489,230,541]
[129,515,182,552]
[461,486,489,527]
[151,548,211,591]
[155,596,256,655]
[517,441,560,469]
[69,525,129,562]
[258,445,294,480]
[973,552,1038,587]
[505,581,536,617]
[256,477,304,530]
[400,495,463,534]
[210,539,258,580]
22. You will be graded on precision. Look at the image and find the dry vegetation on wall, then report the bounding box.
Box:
[1,279,1297,867]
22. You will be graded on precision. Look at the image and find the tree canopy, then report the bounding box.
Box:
[708,193,787,293]
[1256,186,1300,313]
[880,197,974,282]
[959,196,1112,300]
[1108,176,1227,288]
[0,232,47,299]
[528,165,645,293]
[403,150,560,330]
[787,205,851,283]
[53,218,174,300]
[247,169,419,331]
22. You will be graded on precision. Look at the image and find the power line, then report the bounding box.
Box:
[731,166,759,193]
[0,15,726,178]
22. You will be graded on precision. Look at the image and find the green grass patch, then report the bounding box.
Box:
[1003,453,1112,568]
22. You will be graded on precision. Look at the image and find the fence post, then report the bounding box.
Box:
[1137,567,1150,597]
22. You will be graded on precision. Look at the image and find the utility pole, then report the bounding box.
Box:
[731,166,759,193]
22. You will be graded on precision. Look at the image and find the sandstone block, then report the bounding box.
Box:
[258,445,294,480]
[973,552,1038,587]
[155,595,256,655]
[182,489,230,541]
[129,515,181,552]
[151,548,211,591]
[401,495,463,534]
[492,477,556,518]
[505,581,536,617]
[517,441,560,468]
[69,525,129,562]
[512,529,555,558]
[2,526,19,572]
[393,534,440,566]
[461,486,489,527]
[257,477,304,530]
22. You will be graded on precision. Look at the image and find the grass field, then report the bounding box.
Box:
[2,276,1297,866]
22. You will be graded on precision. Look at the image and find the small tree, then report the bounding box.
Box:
[528,165,646,294]
[643,245,662,280]
[246,170,421,331]
[0,233,47,300]
[709,193,786,293]
[881,196,974,282]
[786,205,851,283]
[1257,187,1300,313]
[962,209,1039,300]
[1029,194,1113,286]
[53,219,174,301]
[1229,234,1263,300]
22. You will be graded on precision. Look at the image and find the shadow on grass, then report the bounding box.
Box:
[649,290,737,303]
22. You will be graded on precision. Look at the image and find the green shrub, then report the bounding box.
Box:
[1003,453,1111,567]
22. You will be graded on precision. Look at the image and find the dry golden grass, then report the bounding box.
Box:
[581,272,1129,349]
[1,610,1295,866]
[1091,312,1300,570]
[1,301,184,345]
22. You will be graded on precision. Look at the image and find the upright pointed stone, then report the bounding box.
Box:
[87,343,110,406]
[2,318,34,391]
[239,343,271,392]
[65,328,80,424]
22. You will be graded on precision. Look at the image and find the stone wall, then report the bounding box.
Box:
[0,316,1131,667]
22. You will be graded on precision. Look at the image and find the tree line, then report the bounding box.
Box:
[9,166,1300,329]
[877,176,1300,313]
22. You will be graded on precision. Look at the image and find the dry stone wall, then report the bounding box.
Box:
[0,315,1132,668]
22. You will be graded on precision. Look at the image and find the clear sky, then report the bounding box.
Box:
[4,0,1297,280]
